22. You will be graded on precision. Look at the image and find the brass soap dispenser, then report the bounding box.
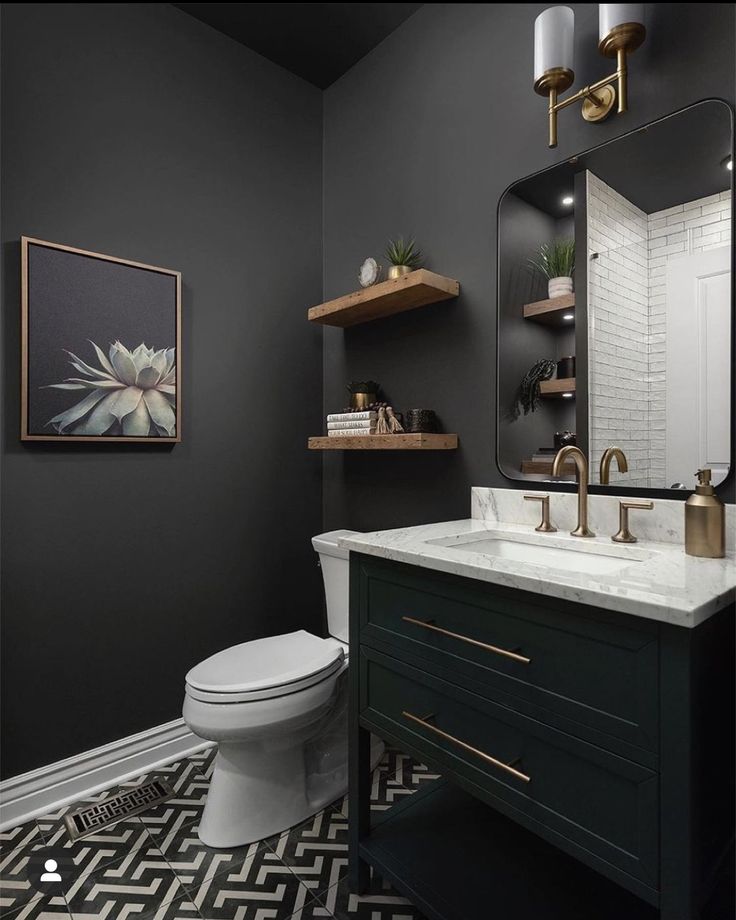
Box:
[685,469,725,558]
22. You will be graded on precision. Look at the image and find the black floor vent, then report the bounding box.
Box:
[63,779,173,841]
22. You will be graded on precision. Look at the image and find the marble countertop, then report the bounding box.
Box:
[340,518,736,628]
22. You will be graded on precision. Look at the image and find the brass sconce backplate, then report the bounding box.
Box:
[581,84,616,123]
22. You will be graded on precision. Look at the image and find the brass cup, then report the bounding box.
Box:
[388,265,412,280]
[598,22,646,57]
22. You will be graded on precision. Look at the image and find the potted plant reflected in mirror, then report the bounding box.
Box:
[385,237,423,280]
[529,239,575,299]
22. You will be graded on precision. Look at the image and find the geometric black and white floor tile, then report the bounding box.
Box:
[3,743,732,920]
[0,746,432,920]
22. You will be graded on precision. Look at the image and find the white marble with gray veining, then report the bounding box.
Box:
[471,487,736,544]
[339,488,735,627]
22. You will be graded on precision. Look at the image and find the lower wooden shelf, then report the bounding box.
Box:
[308,433,458,450]
[540,377,576,397]
[360,779,656,920]
[521,459,575,475]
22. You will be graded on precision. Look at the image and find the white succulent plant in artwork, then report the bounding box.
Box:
[46,341,176,437]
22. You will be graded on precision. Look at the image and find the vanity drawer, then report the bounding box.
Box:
[354,555,659,758]
[360,646,659,891]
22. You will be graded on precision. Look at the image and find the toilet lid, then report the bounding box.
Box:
[185,630,345,696]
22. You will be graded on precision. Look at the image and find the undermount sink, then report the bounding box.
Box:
[427,531,652,576]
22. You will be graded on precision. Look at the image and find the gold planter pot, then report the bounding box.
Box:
[388,265,412,280]
[350,392,377,410]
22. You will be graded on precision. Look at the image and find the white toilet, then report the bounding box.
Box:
[182,530,382,848]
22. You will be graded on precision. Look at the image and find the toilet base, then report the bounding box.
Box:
[198,735,384,848]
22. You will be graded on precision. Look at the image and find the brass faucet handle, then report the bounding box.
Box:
[523,494,557,533]
[612,500,654,544]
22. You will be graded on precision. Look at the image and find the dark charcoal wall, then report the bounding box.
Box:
[322,2,735,532]
[0,3,324,778]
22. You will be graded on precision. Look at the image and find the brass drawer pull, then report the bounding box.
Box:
[402,710,531,784]
[401,616,531,665]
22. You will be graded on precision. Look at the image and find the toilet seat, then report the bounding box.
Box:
[185,630,345,704]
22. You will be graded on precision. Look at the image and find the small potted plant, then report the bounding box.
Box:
[528,239,575,299]
[347,380,380,410]
[385,237,423,279]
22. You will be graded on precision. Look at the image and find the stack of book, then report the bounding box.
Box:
[326,411,377,437]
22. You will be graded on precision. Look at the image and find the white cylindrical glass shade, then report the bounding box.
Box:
[599,4,644,40]
[534,6,574,82]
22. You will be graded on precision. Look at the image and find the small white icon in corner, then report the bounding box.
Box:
[40,858,62,883]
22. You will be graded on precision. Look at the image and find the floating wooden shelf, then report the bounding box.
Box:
[307,270,459,327]
[521,459,575,475]
[539,377,576,397]
[308,433,458,450]
[523,293,575,326]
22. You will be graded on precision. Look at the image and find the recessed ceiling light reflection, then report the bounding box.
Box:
[562,392,574,398]
[722,156,733,171]
[562,313,574,321]
[562,195,574,206]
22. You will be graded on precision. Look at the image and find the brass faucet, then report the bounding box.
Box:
[552,446,595,537]
[600,446,628,485]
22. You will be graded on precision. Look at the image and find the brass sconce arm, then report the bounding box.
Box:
[536,21,645,149]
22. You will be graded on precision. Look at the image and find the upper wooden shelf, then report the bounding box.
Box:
[308,433,458,450]
[308,270,460,327]
[523,293,575,326]
[539,377,576,397]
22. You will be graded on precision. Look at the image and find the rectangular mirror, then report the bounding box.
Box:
[497,100,733,492]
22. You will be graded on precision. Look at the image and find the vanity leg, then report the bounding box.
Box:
[348,555,370,894]
[658,616,734,920]
[348,722,371,894]
[659,627,698,920]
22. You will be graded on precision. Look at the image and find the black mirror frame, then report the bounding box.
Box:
[495,98,735,502]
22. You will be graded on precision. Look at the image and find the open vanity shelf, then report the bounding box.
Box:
[523,293,575,325]
[307,269,459,327]
[540,377,576,397]
[308,433,458,450]
[361,780,656,920]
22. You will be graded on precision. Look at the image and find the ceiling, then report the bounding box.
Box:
[174,3,423,89]
[510,101,732,218]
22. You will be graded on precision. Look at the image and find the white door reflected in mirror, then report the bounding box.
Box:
[666,247,731,487]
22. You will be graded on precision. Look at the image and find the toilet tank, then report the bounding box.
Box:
[311,530,357,645]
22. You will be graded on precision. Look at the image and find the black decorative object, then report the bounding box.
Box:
[554,430,577,449]
[512,358,556,419]
[406,409,438,433]
[556,356,576,379]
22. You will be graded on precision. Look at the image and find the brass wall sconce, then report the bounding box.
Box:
[534,4,646,148]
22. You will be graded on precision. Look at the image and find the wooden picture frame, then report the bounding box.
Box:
[21,237,181,443]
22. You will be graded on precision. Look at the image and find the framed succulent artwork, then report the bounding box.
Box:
[21,237,181,442]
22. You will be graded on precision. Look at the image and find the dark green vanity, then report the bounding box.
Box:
[348,553,734,920]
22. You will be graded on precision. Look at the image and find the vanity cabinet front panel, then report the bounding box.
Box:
[356,556,659,756]
[360,646,659,891]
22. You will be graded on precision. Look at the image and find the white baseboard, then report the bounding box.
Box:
[0,718,213,831]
